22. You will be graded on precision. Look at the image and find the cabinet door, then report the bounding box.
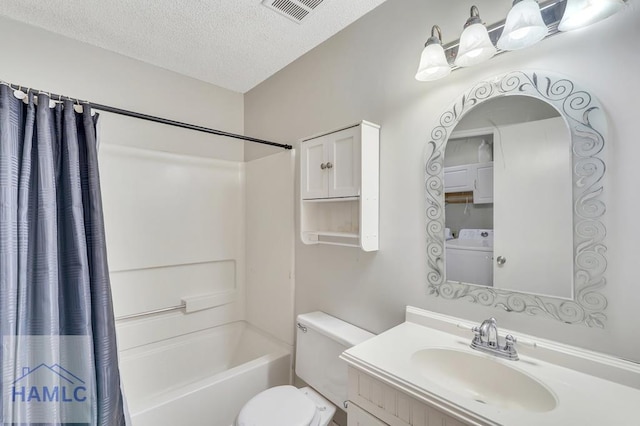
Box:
[444,165,475,193]
[301,136,328,199]
[348,402,388,426]
[328,127,361,198]
[473,163,493,204]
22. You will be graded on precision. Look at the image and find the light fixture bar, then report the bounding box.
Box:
[442,0,567,70]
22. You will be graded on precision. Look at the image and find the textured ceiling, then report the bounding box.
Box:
[0,0,388,93]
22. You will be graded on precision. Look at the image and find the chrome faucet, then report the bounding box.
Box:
[470,318,519,361]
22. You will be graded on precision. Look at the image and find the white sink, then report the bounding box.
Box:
[411,348,557,412]
[341,309,640,425]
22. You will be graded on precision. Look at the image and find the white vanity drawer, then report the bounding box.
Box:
[348,402,388,426]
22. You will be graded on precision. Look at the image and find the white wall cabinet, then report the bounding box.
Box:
[443,164,474,193]
[444,162,493,204]
[300,121,379,251]
[301,126,361,199]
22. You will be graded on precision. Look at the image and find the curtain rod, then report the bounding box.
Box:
[1,81,292,150]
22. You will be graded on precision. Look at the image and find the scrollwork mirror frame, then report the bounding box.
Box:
[425,70,607,327]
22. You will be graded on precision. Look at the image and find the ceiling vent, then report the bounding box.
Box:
[262,0,325,24]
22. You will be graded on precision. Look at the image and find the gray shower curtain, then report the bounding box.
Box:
[0,86,125,425]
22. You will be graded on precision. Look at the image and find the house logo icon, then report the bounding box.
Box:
[12,364,87,403]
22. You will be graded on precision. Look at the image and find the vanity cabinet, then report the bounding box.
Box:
[347,367,468,426]
[300,121,379,251]
[443,162,493,204]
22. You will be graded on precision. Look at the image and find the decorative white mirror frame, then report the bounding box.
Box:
[425,70,607,327]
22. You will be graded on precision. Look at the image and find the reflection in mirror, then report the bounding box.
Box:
[443,96,573,299]
[424,71,608,327]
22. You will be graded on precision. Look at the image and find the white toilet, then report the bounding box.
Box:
[236,311,374,426]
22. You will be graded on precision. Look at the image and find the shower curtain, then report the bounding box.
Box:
[0,86,125,425]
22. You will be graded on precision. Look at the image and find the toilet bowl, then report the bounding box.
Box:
[235,312,374,426]
[236,385,335,426]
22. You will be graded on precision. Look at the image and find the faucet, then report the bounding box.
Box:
[479,317,498,347]
[470,318,519,361]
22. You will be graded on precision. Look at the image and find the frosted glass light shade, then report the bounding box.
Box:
[497,0,549,51]
[415,43,451,81]
[454,23,497,67]
[559,0,625,32]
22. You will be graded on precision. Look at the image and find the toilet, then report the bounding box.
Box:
[236,311,374,426]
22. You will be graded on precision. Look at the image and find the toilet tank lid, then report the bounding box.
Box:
[297,312,375,347]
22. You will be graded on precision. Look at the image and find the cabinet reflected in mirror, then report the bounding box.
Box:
[443,95,573,299]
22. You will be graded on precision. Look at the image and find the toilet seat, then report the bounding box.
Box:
[236,385,321,426]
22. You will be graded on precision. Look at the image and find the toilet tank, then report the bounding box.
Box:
[295,312,374,409]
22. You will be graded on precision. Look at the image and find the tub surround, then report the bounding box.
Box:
[341,306,640,425]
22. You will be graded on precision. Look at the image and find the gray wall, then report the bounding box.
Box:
[245,0,640,361]
[445,204,493,237]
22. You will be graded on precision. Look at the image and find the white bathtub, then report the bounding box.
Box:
[119,321,291,426]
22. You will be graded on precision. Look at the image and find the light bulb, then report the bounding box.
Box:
[498,0,548,51]
[415,26,451,81]
[559,0,625,32]
[455,6,497,67]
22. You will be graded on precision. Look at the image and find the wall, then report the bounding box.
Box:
[245,0,640,361]
[0,17,248,348]
[0,16,244,160]
[245,151,296,346]
[445,204,493,237]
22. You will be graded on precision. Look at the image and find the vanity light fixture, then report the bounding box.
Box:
[497,0,548,50]
[415,25,451,81]
[558,0,625,31]
[454,6,497,67]
[414,0,627,82]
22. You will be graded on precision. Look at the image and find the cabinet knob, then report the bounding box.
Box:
[320,163,327,170]
[496,256,507,266]
[326,162,333,169]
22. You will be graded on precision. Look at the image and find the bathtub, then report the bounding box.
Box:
[118,321,291,426]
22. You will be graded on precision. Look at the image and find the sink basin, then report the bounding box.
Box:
[410,348,557,412]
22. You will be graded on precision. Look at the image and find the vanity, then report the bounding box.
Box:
[341,306,640,426]
[339,69,640,425]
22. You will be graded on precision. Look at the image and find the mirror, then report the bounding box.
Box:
[425,71,608,327]
[444,96,573,299]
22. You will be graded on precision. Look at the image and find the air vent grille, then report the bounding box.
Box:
[298,0,323,9]
[262,0,325,23]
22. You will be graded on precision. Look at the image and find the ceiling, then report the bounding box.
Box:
[0,0,388,93]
